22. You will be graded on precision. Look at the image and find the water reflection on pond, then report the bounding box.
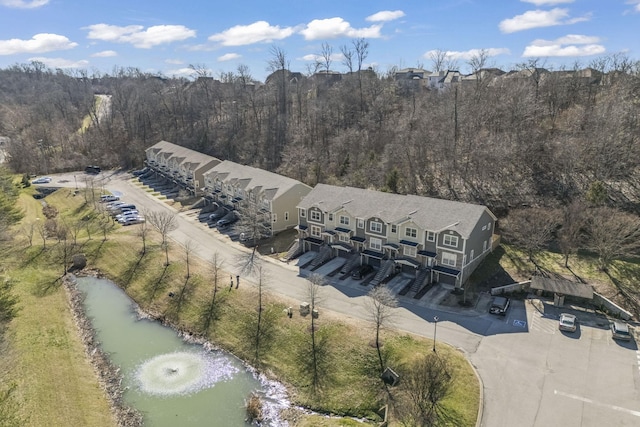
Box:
[76,276,286,427]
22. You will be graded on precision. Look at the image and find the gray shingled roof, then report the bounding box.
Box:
[147,140,220,169]
[203,160,311,199]
[297,184,493,238]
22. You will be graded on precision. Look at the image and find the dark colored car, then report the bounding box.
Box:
[351,264,374,280]
[85,165,101,174]
[489,296,510,315]
[217,215,238,228]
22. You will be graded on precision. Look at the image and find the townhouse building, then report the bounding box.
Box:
[145,141,221,196]
[296,184,497,287]
[203,161,312,235]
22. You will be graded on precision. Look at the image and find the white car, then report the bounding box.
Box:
[100,195,120,203]
[32,176,52,184]
[559,313,577,332]
[115,210,139,221]
[119,216,145,225]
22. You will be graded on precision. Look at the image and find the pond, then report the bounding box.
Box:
[75,276,287,426]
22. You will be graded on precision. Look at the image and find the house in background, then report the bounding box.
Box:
[203,161,312,235]
[144,140,221,196]
[296,184,498,287]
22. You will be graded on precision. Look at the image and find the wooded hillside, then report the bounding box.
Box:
[1,56,639,216]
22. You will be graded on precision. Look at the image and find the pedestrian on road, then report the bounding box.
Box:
[236,275,240,289]
[229,275,233,291]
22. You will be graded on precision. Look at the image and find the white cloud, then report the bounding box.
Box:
[0,0,49,8]
[208,21,296,46]
[424,47,510,61]
[217,52,241,61]
[366,10,405,22]
[28,56,89,68]
[91,50,117,57]
[523,35,605,57]
[164,58,183,64]
[499,8,589,33]
[521,0,573,5]
[300,17,382,40]
[85,23,196,48]
[627,0,640,13]
[166,67,197,78]
[299,52,344,62]
[0,33,77,55]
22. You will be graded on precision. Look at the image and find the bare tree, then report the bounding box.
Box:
[238,266,277,367]
[320,42,333,72]
[396,352,453,426]
[234,202,272,275]
[297,273,332,393]
[200,253,224,332]
[340,44,354,73]
[35,220,47,248]
[429,49,448,73]
[366,286,398,374]
[146,210,178,265]
[502,208,560,264]
[558,201,587,268]
[584,207,640,271]
[136,211,150,254]
[183,239,197,279]
[23,222,36,247]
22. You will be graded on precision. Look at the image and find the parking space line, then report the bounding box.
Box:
[554,390,640,417]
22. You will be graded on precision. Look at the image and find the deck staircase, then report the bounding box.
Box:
[310,246,333,270]
[370,259,395,287]
[340,253,360,275]
[410,268,430,293]
[282,240,302,261]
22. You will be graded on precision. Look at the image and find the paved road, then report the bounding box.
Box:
[42,171,640,427]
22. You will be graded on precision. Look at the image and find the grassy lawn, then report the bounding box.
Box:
[2,185,480,426]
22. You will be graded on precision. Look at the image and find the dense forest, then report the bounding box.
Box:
[1,51,639,219]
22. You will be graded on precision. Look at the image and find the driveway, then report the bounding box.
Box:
[53,171,640,427]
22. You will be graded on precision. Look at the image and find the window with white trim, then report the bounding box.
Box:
[339,215,350,225]
[391,225,397,234]
[370,237,382,251]
[370,221,382,233]
[310,210,321,222]
[487,222,491,231]
[339,234,350,243]
[405,227,417,238]
[328,213,333,222]
[300,208,306,218]
[284,212,289,221]
[443,234,458,247]
[404,246,417,257]
[427,231,435,242]
[310,225,321,238]
[357,219,364,228]
[441,252,457,267]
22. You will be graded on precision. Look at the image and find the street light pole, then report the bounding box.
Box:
[433,316,439,352]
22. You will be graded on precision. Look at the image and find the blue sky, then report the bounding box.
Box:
[0,0,638,81]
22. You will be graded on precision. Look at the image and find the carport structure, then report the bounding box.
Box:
[530,276,594,307]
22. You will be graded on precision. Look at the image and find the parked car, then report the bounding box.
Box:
[115,210,139,221]
[100,194,119,203]
[119,216,145,226]
[489,296,510,315]
[85,165,101,174]
[559,313,577,332]
[611,321,632,341]
[208,208,228,221]
[32,176,52,184]
[351,264,374,280]
[217,213,238,228]
[132,168,148,176]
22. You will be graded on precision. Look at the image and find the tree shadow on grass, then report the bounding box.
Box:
[141,263,176,303]
[117,252,153,290]
[437,404,469,427]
